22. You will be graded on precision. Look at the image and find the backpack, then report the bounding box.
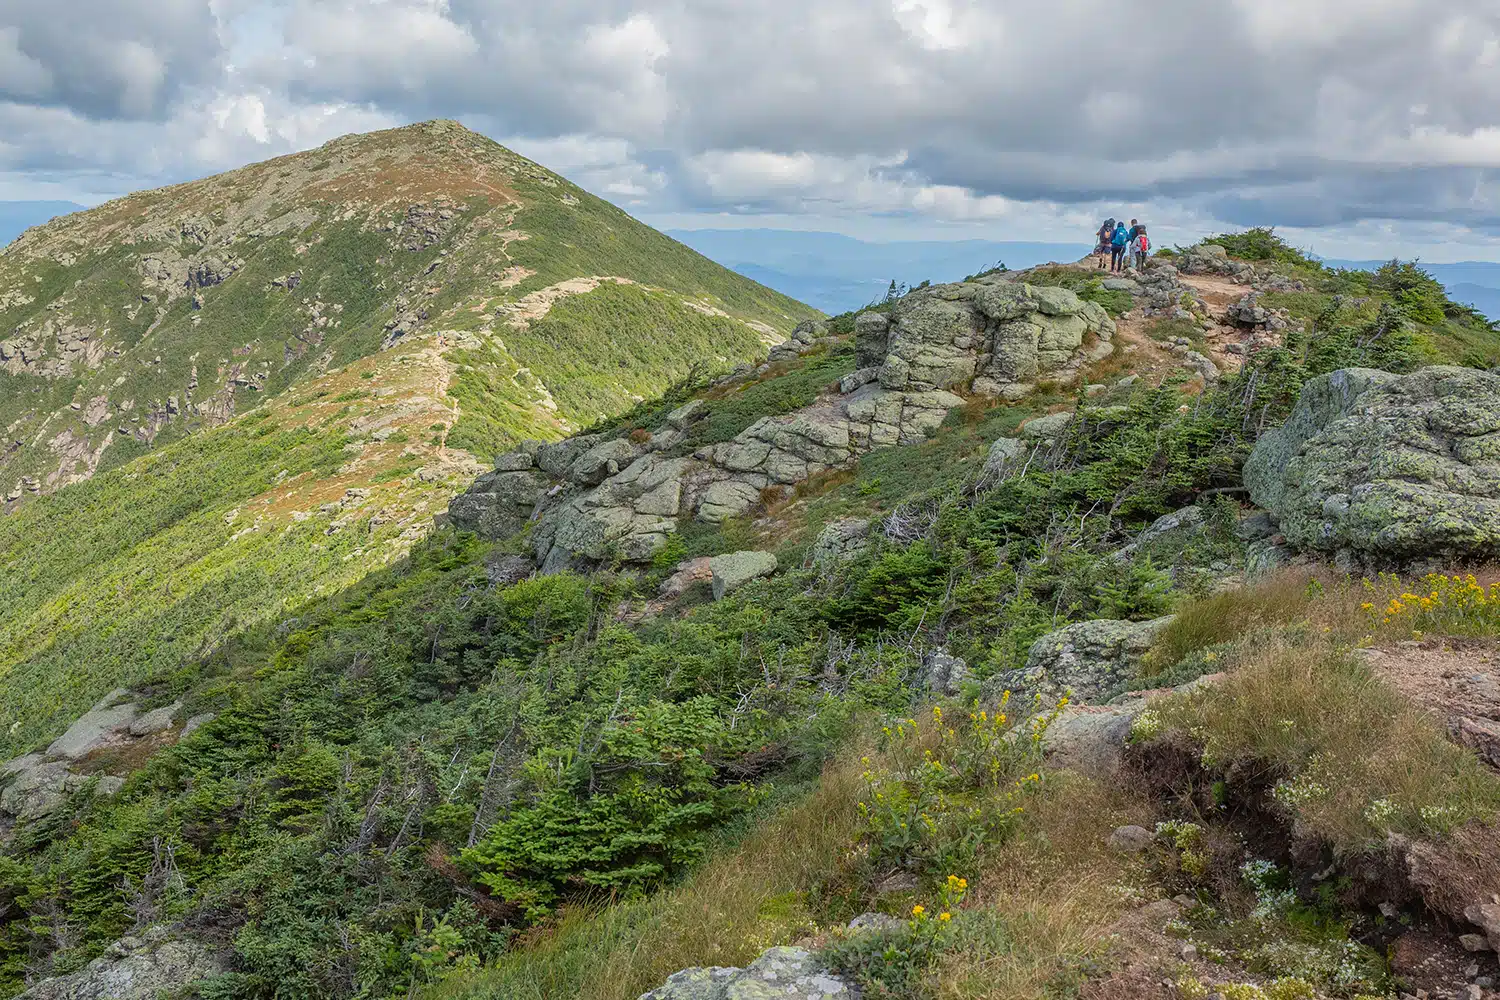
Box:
[1137,233,1150,253]
[1112,227,1127,247]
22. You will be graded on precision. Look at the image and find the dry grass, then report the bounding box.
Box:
[1143,571,1316,676]
[439,757,865,1000]
[1151,636,1500,852]
[934,776,1153,1000]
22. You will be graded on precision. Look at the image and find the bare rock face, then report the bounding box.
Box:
[451,268,1119,571]
[872,279,1114,401]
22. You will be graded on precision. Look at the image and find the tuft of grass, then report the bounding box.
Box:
[1142,573,1315,677]
[1150,638,1500,852]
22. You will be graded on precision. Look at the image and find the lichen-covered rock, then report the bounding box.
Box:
[710,551,778,600]
[1244,366,1500,569]
[982,436,1030,479]
[923,648,970,695]
[568,437,641,485]
[18,931,225,999]
[854,311,891,369]
[1112,506,1204,561]
[128,701,181,737]
[639,946,852,1000]
[46,689,138,760]
[1020,411,1073,441]
[536,434,601,478]
[810,518,872,566]
[985,617,1175,705]
[493,449,535,472]
[446,468,549,539]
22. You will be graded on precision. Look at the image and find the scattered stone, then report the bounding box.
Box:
[666,398,706,429]
[982,436,1030,480]
[1108,825,1155,853]
[639,946,853,1000]
[1021,411,1073,441]
[810,519,872,566]
[1460,934,1490,953]
[1179,943,1199,962]
[709,551,777,600]
[923,648,971,696]
[1466,902,1500,953]
[985,616,1175,705]
[1226,292,1272,326]
[127,701,181,737]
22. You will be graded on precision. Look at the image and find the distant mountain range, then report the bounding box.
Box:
[668,230,1500,322]
[667,229,1089,314]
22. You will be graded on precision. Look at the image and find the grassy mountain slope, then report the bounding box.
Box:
[0,236,1497,999]
[0,119,815,504]
[0,121,817,758]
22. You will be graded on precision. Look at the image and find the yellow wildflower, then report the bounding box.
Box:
[939,912,951,922]
[912,905,925,917]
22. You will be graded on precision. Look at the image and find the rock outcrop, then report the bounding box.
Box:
[449,271,1118,571]
[984,617,1175,705]
[0,690,189,839]
[639,945,853,1000]
[1245,366,1500,570]
[809,518,872,566]
[19,928,225,999]
[710,551,778,599]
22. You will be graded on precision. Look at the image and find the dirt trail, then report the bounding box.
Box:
[1362,642,1500,771]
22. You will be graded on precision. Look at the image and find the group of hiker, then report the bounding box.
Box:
[1095,218,1149,272]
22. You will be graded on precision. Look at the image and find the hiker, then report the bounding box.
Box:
[1133,224,1150,270]
[1110,221,1129,272]
[1095,218,1115,269]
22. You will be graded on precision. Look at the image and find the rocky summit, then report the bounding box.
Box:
[0,119,811,505]
[3,226,1500,1000]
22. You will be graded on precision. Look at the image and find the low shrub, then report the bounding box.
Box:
[855,702,1053,878]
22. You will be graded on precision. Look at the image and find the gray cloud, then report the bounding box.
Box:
[1,0,1498,242]
[0,0,225,119]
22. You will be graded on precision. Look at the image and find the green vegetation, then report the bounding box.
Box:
[1,230,1499,1000]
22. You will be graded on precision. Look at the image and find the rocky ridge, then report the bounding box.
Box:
[450,271,1120,569]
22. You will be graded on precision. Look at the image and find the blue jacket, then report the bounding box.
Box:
[1111,225,1129,247]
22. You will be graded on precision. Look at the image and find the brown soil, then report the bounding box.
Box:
[1364,642,1500,770]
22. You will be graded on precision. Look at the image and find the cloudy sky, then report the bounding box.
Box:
[2,0,1499,258]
